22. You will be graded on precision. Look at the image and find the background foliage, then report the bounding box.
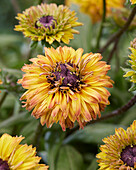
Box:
[0,0,136,169]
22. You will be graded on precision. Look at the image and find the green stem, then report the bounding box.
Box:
[33,122,44,150]
[99,5,136,53]
[95,0,106,50]
[0,91,8,108]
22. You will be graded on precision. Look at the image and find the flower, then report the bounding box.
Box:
[112,8,136,30]
[0,133,48,170]
[123,47,136,83]
[18,46,113,131]
[96,120,136,169]
[0,69,2,93]
[14,3,82,44]
[130,0,136,4]
[66,0,125,23]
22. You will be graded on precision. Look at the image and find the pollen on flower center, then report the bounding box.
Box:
[0,158,10,170]
[121,145,136,167]
[47,62,81,92]
[35,15,56,28]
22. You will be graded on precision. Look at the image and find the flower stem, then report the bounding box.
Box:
[0,91,8,108]
[95,0,106,50]
[99,5,136,53]
[33,122,44,150]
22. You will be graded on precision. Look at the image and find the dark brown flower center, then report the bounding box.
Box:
[121,145,136,168]
[0,158,10,170]
[35,15,56,28]
[47,63,81,91]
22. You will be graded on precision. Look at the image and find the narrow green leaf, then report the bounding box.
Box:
[87,158,98,170]
[63,123,126,145]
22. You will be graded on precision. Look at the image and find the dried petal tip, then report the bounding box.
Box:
[97,120,136,170]
[14,3,83,44]
[18,46,113,131]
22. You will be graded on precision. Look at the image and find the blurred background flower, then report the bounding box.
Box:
[65,0,125,23]
[112,8,136,30]
[130,0,136,4]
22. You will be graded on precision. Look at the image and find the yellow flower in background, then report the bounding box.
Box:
[66,0,125,23]
[14,3,82,44]
[0,69,2,93]
[0,133,48,170]
[97,120,136,169]
[112,8,136,30]
[124,48,136,83]
[18,46,113,131]
[130,0,136,4]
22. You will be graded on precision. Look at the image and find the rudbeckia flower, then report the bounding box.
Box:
[0,133,48,169]
[66,0,125,23]
[97,120,136,169]
[14,3,82,44]
[124,47,136,83]
[130,0,136,4]
[18,46,113,131]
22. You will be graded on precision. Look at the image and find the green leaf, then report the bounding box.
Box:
[120,106,136,126]
[56,145,83,170]
[87,158,98,170]
[44,131,65,170]
[63,123,126,145]
[0,112,30,128]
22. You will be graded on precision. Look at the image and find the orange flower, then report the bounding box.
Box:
[97,120,136,169]
[18,46,113,131]
[66,0,125,23]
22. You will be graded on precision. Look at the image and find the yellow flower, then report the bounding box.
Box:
[97,120,136,169]
[66,0,125,23]
[0,133,48,170]
[14,3,82,44]
[0,70,2,93]
[130,0,136,4]
[18,46,113,131]
[124,48,136,83]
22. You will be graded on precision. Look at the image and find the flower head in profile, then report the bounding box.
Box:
[130,0,136,4]
[123,47,136,83]
[66,0,125,23]
[97,120,136,169]
[18,46,113,131]
[14,3,82,44]
[0,133,48,169]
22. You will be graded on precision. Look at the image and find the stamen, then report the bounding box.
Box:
[121,145,136,168]
[0,158,10,170]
